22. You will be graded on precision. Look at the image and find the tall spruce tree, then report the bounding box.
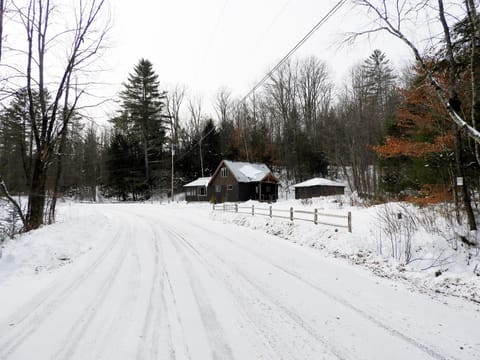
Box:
[362,49,397,139]
[119,59,166,198]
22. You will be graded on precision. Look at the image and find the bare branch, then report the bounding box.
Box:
[343,26,392,45]
[0,177,26,228]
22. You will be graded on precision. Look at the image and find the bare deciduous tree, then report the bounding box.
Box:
[166,85,185,197]
[166,85,186,150]
[298,56,332,145]
[214,87,231,125]
[5,0,109,230]
[188,96,205,177]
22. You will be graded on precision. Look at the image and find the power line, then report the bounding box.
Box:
[240,0,347,104]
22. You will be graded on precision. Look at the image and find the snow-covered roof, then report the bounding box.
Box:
[224,160,274,183]
[293,178,345,188]
[183,177,211,187]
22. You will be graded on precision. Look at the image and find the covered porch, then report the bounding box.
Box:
[254,173,279,202]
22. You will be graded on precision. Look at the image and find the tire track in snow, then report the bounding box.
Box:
[159,222,279,360]
[268,262,455,360]
[164,228,304,360]
[170,219,455,360]
[128,211,191,359]
[136,223,176,360]
[194,221,457,360]
[164,226,345,360]
[52,219,134,360]
[184,221,458,360]
[164,227,235,360]
[0,211,128,359]
[84,215,144,360]
[163,268,193,360]
[136,227,163,359]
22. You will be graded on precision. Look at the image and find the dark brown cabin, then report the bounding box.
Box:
[208,160,278,203]
[294,178,345,199]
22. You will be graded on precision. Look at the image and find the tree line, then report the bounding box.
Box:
[0,0,479,233]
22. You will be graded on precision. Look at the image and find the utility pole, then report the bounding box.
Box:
[161,114,175,202]
[171,116,174,202]
[199,137,204,178]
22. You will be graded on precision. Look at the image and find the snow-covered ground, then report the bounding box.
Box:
[212,196,480,304]
[0,200,479,359]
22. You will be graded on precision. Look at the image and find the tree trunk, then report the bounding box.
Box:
[438,0,477,231]
[26,156,47,230]
[466,0,480,166]
[199,137,204,177]
[455,129,477,230]
[143,134,151,198]
[48,127,68,224]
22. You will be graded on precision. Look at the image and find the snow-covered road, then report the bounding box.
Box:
[0,203,479,359]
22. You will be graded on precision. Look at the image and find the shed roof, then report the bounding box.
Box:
[224,160,275,183]
[294,178,345,188]
[183,177,211,187]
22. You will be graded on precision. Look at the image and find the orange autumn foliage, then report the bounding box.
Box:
[373,62,455,159]
[373,133,455,158]
[404,184,453,206]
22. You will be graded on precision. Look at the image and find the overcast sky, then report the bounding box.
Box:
[5,0,440,122]
[92,0,421,120]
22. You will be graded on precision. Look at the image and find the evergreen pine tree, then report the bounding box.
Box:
[201,119,222,175]
[0,88,41,193]
[362,49,397,130]
[119,58,167,198]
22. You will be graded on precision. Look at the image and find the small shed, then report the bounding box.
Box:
[294,178,345,199]
[184,177,211,202]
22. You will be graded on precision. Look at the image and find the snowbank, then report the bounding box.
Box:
[0,204,115,282]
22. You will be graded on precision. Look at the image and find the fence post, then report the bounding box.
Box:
[252,204,255,216]
[290,207,294,221]
[213,204,215,211]
[223,203,225,212]
[314,208,318,225]
[269,205,272,218]
[348,211,352,233]
[235,204,238,213]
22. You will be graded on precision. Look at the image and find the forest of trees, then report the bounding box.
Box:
[0,0,479,232]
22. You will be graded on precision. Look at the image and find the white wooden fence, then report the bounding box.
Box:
[212,203,352,232]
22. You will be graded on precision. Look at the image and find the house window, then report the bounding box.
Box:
[199,187,206,196]
[221,167,227,177]
[227,185,233,191]
[216,185,221,193]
